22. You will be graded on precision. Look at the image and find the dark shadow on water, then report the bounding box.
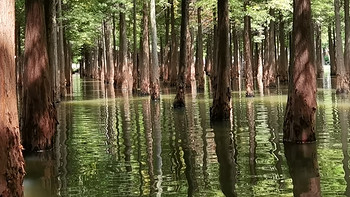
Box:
[212,122,237,197]
[284,143,321,197]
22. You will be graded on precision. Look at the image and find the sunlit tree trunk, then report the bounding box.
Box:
[104,19,114,85]
[0,0,25,195]
[335,0,349,94]
[256,43,264,95]
[140,0,150,95]
[150,0,160,100]
[244,3,254,97]
[278,14,288,82]
[173,0,189,108]
[22,0,57,150]
[283,0,316,143]
[195,7,205,91]
[210,0,231,120]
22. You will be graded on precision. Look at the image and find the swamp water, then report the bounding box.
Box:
[24,74,350,196]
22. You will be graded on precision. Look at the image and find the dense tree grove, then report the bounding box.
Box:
[2,0,350,195]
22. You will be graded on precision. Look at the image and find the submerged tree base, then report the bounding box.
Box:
[210,101,231,121]
[336,75,350,94]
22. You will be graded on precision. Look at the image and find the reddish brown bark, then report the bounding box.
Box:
[169,0,178,86]
[132,0,138,91]
[232,24,240,79]
[345,0,350,74]
[278,14,288,82]
[315,24,323,78]
[140,0,150,95]
[283,0,317,143]
[0,1,25,196]
[243,9,254,97]
[210,0,231,120]
[104,20,114,84]
[57,0,65,97]
[22,0,57,150]
[173,0,189,108]
[264,10,277,88]
[205,32,213,76]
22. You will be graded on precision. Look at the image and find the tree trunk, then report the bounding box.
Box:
[104,20,114,85]
[329,25,337,76]
[210,0,231,120]
[264,9,277,88]
[278,14,288,82]
[256,43,264,95]
[345,0,350,74]
[205,32,213,76]
[195,7,205,91]
[315,23,323,78]
[150,0,160,100]
[335,0,349,94]
[173,0,189,108]
[132,0,138,91]
[140,0,150,95]
[283,0,316,143]
[64,36,71,87]
[57,0,65,97]
[233,24,240,79]
[117,5,130,91]
[169,0,178,86]
[244,9,254,97]
[22,0,57,150]
[0,0,25,195]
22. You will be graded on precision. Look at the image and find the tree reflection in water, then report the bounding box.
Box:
[213,122,237,197]
[284,143,321,197]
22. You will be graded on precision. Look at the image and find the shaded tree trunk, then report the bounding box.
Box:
[173,0,189,108]
[195,7,205,91]
[132,0,138,91]
[243,6,254,97]
[57,0,65,97]
[150,0,160,100]
[329,25,337,76]
[0,0,25,195]
[140,0,150,95]
[278,14,288,82]
[210,0,231,120]
[335,0,349,94]
[169,0,178,86]
[264,9,277,88]
[283,0,316,143]
[205,32,213,76]
[345,0,350,74]
[232,24,240,79]
[22,0,57,150]
[315,23,323,78]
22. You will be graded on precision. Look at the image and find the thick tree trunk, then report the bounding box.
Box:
[104,20,114,84]
[329,25,337,76]
[345,0,350,74]
[278,15,288,82]
[244,11,254,97]
[117,5,130,91]
[150,0,160,100]
[140,1,150,95]
[22,0,57,150]
[0,0,25,195]
[195,7,205,91]
[57,0,65,97]
[45,0,58,101]
[210,0,231,120]
[169,0,178,86]
[335,0,349,94]
[283,0,317,143]
[264,10,277,88]
[315,24,323,78]
[173,0,189,108]
[163,3,171,83]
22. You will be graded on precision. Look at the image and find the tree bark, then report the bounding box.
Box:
[173,0,189,108]
[195,7,205,91]
[315,23,323,78]
[150,0,160,100]
[335,0,349,94]
[0,0,25,195]
[345,0,350,74]
[283,0,316,143]
[329,25,337,76]
[243,7,254,97]
[256,43,264,95]
[132,0,138,91]
[140,0,150,95]
[169,0,178,86]
[22,0,57,150]
[104,20,114,84]
[210,0,231,120]
[278,14,288,82]
[57,0,65,97]
[264,9,277,88]
[205,32,213,76]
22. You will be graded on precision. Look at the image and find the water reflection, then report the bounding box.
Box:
[284,143,321,197]
[213,122,237,197]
